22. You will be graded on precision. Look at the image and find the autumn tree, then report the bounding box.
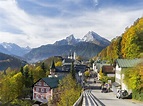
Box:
[33,66,46,82]
[99,69,108,83]
[58,74,81,106]
[84,70,90,78]
[121,17,143,59]
[55,61,62,66]
[0,72,24,104]
[123,62,143,101]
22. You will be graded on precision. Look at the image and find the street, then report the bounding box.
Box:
[82,78,143,106]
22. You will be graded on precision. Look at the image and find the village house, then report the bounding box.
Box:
[33,60,63,103]
[112,59,142,94]
[32,76,63,103]
[33,58,87,103]
[92,60,114,80]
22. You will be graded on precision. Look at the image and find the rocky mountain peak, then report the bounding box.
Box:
[54,34,78,45]
[82,31,110,46]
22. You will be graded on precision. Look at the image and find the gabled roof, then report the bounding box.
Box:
[116,59,142,68]
[32,76,64,88]
[41,76,63,88]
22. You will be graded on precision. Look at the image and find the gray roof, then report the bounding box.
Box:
[42,76,63,88]
[116,59,142,68]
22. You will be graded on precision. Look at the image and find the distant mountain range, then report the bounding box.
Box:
[24,31,110,62]
[0,31,110,63]
[0,42,31,57]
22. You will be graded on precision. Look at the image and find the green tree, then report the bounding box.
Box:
[58,74,81,106]
[41,62,47,73]
[99,69,108,83]
[70,62,75,79]
[33,66,46,82]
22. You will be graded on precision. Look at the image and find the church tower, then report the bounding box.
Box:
[49,60,56,77]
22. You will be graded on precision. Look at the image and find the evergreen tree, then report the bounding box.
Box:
[20,66,24,75]
[70,62,75,79]
[41,62,46,73]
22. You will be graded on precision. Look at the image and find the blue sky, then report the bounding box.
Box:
[0,0,143,48]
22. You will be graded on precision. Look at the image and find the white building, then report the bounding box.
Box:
[112,59,142,94]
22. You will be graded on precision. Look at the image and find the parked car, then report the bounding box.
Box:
[116,90,128,99]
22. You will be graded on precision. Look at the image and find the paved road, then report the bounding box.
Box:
[82,78,143,106]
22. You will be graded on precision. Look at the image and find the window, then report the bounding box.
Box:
[39,88,41,92]
[36,87,39,92]
[41,88,45,93]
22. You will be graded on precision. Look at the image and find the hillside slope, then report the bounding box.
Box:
[95,17,143,62]
[0,52,27,71]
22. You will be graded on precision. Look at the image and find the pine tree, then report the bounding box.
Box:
[41,62,46,73]
[70,62,75,79]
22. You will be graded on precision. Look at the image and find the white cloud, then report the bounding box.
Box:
[0,0,143,48]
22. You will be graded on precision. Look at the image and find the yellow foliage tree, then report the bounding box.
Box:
[55,61,62,66]
[84,70,90,78]
[0,72,24,104]
[58,74,81,106]
[33,66,46,82]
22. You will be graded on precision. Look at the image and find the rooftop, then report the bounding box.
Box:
[116,59,143,68]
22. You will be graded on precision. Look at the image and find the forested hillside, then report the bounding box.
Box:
[0,52,27,71]
[95,17,143,62]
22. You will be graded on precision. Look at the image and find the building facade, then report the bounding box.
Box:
[33,76,63,103]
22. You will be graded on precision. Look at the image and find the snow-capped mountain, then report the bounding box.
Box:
[0,42,31,56]
[54,34,79,45]
[24,31,110,62]
[54,31,110,47]
[81,31,110,46]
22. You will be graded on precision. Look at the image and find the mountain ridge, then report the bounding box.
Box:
[0,42,31,57]
[24,31,110,63]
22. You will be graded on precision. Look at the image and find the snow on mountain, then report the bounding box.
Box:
[81,31,110,46]
[54,34,79,45]
[0,42,31,57]
[54,31,110,47]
